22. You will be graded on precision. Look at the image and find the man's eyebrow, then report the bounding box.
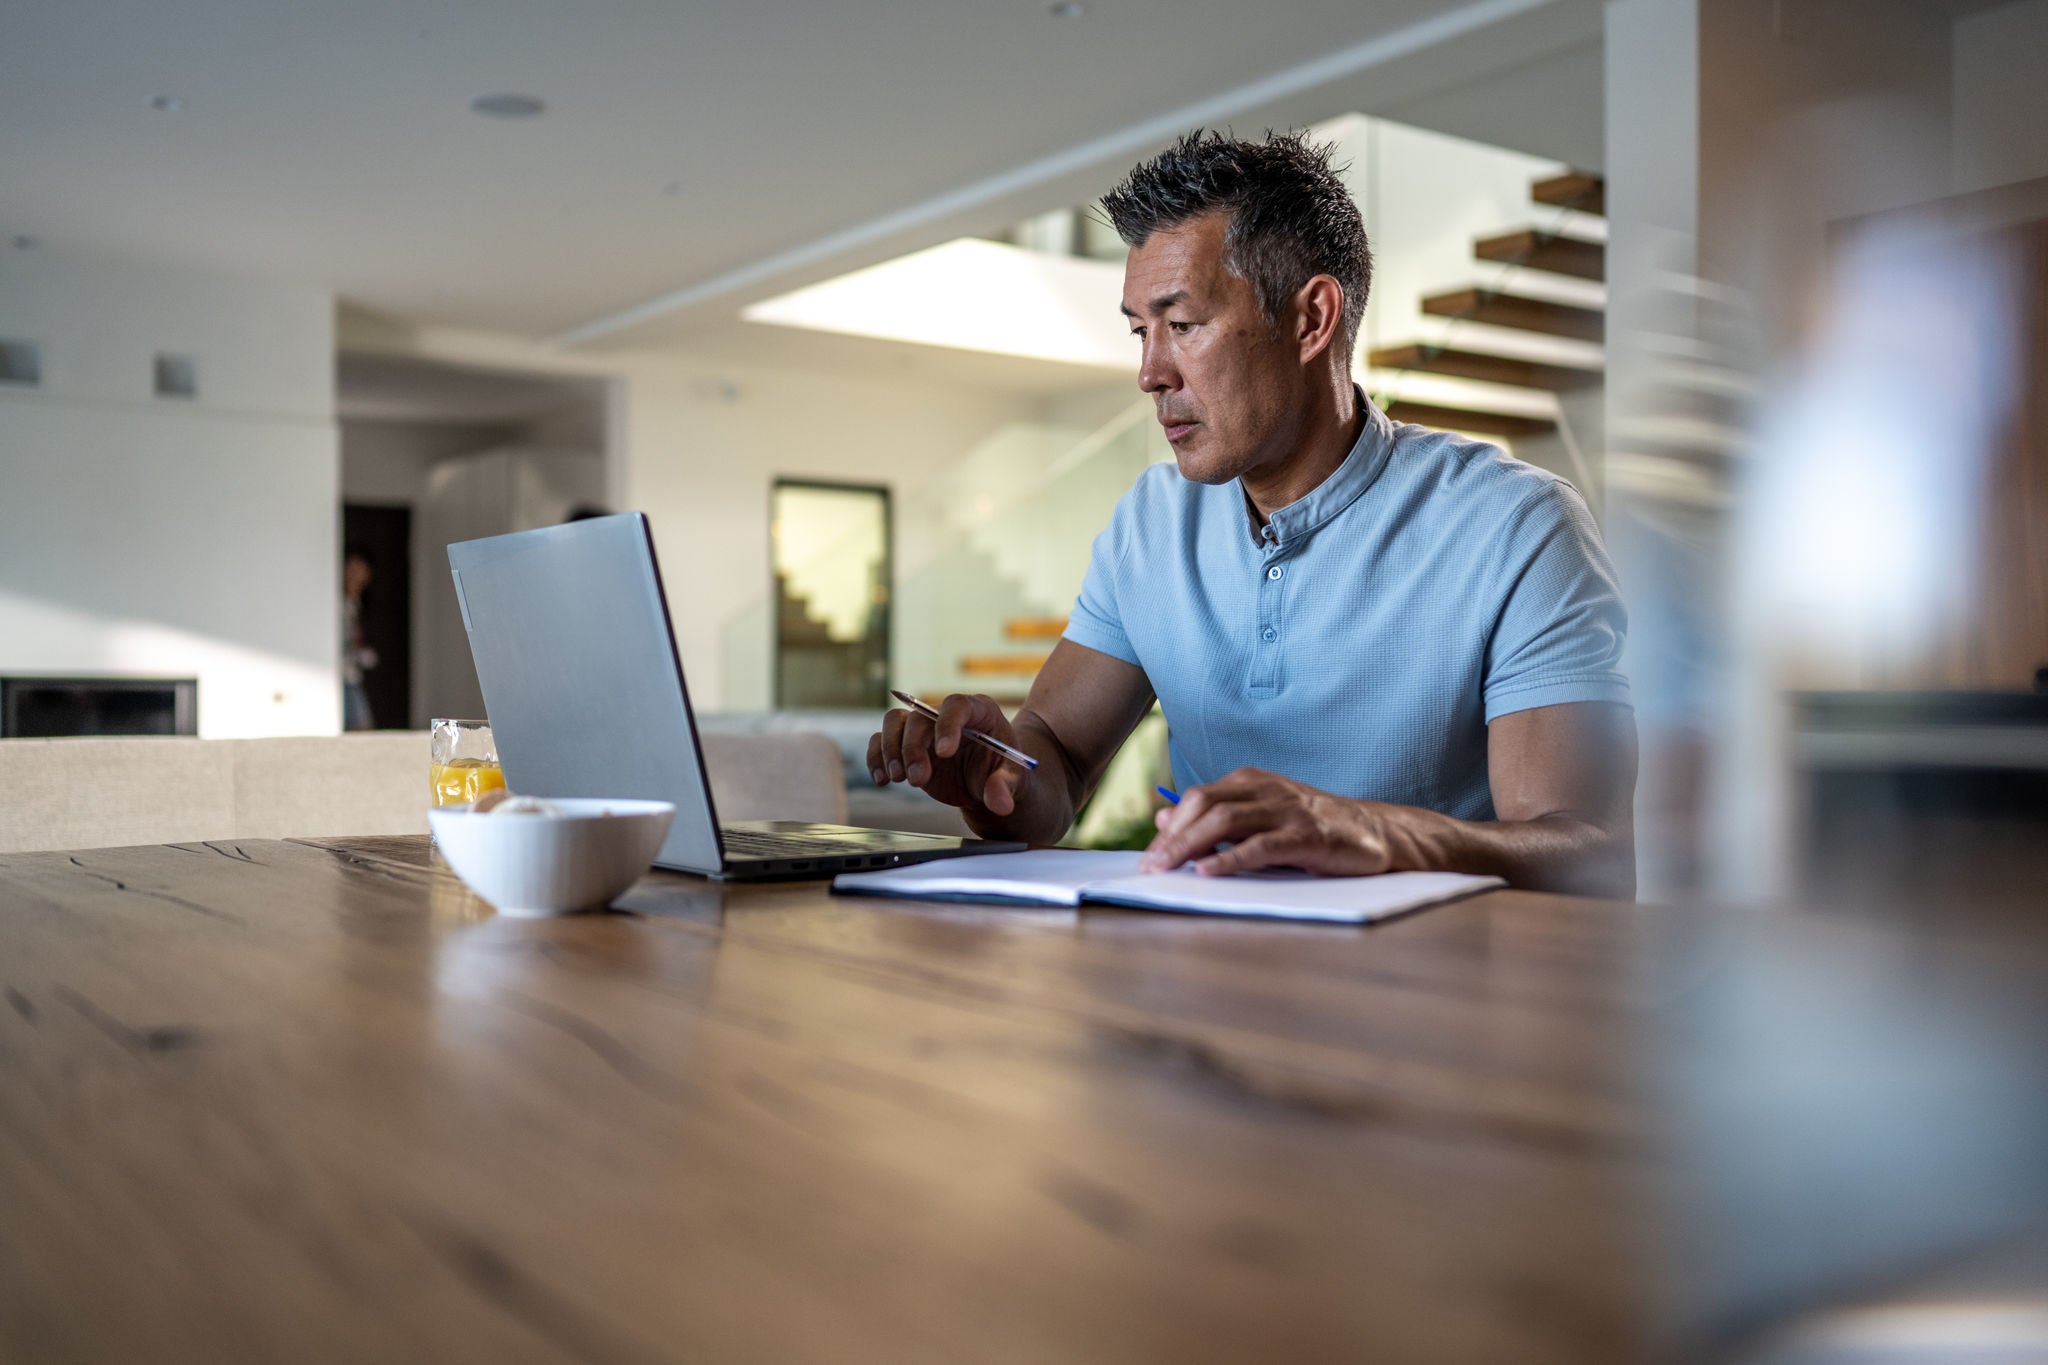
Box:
[1120,290,1189,319]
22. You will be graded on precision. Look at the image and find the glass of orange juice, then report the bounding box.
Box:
[430,718,505,808]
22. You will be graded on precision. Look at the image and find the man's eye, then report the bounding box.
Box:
[1129,327,1146,339]
[1169,321,1193,334]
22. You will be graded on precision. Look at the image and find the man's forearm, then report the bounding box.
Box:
[960,709,1086,845]
[1378,803,1636,899]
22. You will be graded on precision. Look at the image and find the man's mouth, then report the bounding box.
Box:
[1160,417,1199,442]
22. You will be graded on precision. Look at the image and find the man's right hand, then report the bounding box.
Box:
[867,692,1030,817]
[864,642,1156,843]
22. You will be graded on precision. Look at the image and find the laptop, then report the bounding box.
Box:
[446,513,1025,880]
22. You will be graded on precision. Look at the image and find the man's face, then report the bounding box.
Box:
[1121,212,1306,486]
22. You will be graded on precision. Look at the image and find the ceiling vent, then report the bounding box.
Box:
[153,352,198,400]
[0,339,40,387]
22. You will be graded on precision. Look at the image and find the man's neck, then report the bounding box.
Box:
[1239,376,1363,528]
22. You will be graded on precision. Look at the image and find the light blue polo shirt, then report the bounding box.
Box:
[1063,398,1629,821]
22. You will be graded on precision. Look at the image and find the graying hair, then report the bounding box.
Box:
[1101,129,1371,353]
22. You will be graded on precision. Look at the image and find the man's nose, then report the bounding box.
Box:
[1138,338,1177,394]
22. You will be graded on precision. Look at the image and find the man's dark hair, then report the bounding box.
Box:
[1101,129,1370,355]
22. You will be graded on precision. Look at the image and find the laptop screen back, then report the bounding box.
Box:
[446,514,725,874]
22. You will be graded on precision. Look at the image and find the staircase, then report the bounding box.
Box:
[958,615,1066,690]
[1370,170,1606,442]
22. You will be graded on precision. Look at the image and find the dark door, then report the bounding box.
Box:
[342,503,412,730]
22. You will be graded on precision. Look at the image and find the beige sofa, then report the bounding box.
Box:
[0,731,846,854]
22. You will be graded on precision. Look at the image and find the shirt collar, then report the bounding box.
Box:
[1243,388,1396,551]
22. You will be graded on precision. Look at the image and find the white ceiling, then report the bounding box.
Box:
[2,0,1603,347]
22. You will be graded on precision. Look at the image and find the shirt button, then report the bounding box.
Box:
[1267,565,1283,580]
[1261,626,1278,643]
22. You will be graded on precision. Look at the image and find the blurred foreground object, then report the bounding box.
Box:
[1655,905,2048,1364]
[1731,184,2047,912]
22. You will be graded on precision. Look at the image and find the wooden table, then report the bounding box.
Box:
[0,836,1738,1362]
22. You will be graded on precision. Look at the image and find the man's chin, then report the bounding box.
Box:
[1171,446,1242,486]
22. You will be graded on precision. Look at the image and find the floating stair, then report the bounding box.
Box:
[1420,288,1604,343]
[1004,617,1067,641]
[1473,229,1603,282]
[1530,170,1605,217]
[1369,170,1606,447]
[1383,402,1555,439]
[951,618,1068,683]
[959,653,1052,677]
[1367,344,1601,392]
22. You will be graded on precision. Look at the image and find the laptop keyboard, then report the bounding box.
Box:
[721,828,867,858]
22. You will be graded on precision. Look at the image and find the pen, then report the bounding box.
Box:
[889,690,1039,771]
[1156,786,1180,804]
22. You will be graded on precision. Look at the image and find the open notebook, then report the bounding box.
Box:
[832,849,1502,924]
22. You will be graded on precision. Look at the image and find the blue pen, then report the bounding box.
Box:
[1155,785,1180,804]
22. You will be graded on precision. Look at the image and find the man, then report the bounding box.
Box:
[869,131,1636,897]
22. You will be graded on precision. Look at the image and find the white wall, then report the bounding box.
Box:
[1952,0,2048,194]
[0,249,338,737]
[615,351,1039,710]
[341,419,514,505]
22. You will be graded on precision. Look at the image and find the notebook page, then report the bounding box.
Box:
[832,849,1146,906]
[1083,868,1504,923]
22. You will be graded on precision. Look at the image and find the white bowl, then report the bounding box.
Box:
[428,798,675,916]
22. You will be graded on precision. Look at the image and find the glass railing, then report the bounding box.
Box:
[894,398,1167,698]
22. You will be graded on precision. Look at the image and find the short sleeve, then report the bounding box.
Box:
[1061,508,1140,666]
[1482,480,1632,721]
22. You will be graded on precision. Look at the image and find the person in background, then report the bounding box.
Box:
[342,544,378,731]
[869,130,1636,897]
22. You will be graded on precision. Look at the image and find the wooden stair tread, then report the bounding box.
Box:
[1367,344,1601,392]
[1421,289,1603,343]
[1473,229,1604,281]
[959,653,1051,676]
[1384,401,1556,439]
[1004,617,1068,641]
[1530,171,1605,217]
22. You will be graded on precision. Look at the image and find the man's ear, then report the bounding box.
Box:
[1293,274,1346,365]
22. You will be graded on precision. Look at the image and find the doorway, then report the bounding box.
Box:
[772,479,892,709]
[342,503,412,730]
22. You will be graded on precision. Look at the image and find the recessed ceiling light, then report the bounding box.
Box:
[1048,1,1088,15]
[470,92,546,119]
[150,95,186,112]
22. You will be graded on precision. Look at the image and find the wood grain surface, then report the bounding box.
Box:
[0,836,1665,1364]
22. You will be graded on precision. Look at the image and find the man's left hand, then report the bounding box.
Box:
[1138,767,1405,876]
